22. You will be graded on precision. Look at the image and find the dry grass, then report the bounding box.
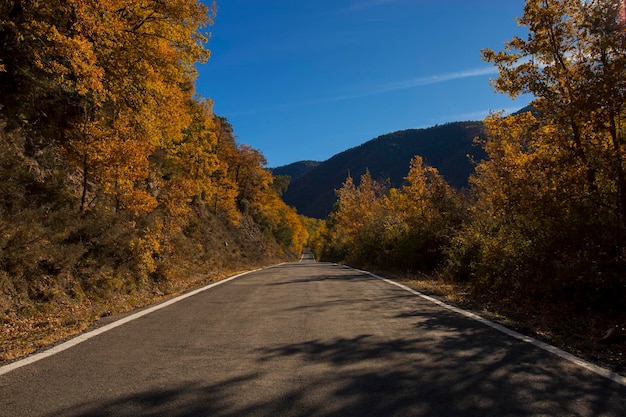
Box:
[1,303,94,362]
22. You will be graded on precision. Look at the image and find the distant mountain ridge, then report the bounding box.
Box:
[270,160,321,180]
[275,121,485,219]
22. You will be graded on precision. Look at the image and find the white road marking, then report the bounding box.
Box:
[0,268,265,376]
[5,261,623,388]
[299,250,316,263]
[349,266,626,387]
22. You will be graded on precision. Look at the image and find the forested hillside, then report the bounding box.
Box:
[282,122,484,219]
[0,0,308,360]
[270,160,321,181]
[316,0,626,334]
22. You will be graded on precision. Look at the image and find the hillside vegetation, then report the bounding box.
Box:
[281,122,484,219]
[0,0,308,361]
[271,160,321,181]
[314,0,626,349]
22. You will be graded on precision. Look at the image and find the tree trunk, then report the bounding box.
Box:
[80,154,88,212]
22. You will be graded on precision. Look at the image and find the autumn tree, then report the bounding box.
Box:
[303,217,328,260]
[389,156,463,270]
[322,160,463,271]
[324,171,386,264]
[228,144,308,252]
[167,99,219,202]
[205,116,244,222]
[0,0,214,213]
[463,0,626,306]
[368,158,462,270]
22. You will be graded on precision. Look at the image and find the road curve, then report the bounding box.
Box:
[1,260,625,416]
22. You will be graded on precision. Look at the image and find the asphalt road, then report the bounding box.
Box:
[1,258,625,416]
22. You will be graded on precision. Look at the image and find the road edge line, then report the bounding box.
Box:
[0,267,268,376]
[350,266,626,387]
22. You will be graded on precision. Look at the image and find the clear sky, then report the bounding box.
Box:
[196,0,532,168]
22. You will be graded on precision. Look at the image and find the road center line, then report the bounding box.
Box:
[348,266,626,387]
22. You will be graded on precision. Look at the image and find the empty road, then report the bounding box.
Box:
[1,258,625,416]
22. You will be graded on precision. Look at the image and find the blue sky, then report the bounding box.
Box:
[196,0,532,168]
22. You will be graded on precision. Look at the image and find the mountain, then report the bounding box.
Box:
[280,121,485,219]
[270,160,321,180]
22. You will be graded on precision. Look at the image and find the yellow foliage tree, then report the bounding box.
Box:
[323,160,462,270]
[465,0,626,306]
[1,0,214,214]
[326,171,386,264]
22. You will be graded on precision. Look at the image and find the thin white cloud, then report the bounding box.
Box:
[226,66,499,116]
[327,66,499,102]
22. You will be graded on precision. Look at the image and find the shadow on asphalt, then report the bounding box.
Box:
[266,272,373,286]
[45,313,626,417]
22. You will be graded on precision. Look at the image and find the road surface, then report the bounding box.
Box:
[1,257,625,416]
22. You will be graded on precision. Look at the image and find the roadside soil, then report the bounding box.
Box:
[391,272,626,375]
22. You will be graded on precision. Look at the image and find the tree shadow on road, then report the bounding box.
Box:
[45,310,626,417]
